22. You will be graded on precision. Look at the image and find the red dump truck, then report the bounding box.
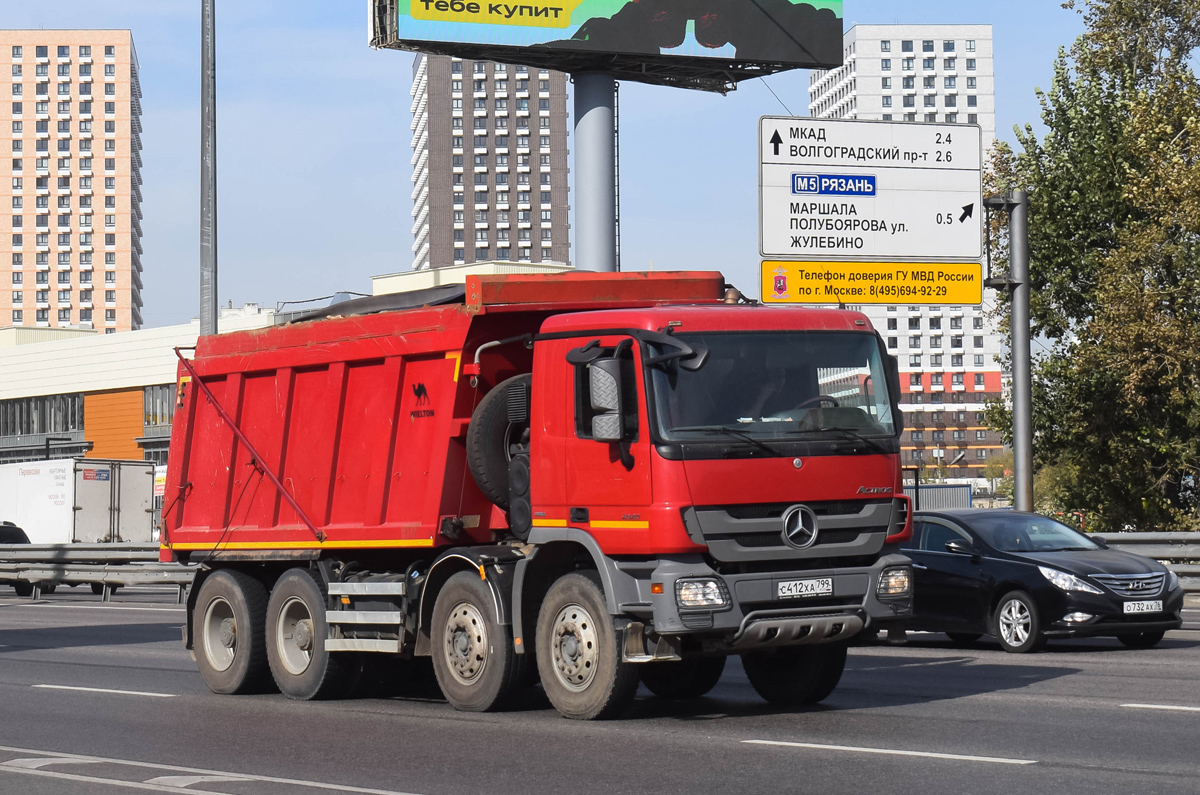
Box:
[163,272,912,719]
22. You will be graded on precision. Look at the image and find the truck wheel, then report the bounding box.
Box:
[13,583,33,597]
[536,571,639,720]
[430,571,526,711]
[640,656,726,700]
[741,643,847,707]
[194,569,272,695]
[266,568,349,700]
[466,373,532,513]
[91,583,120,596]
[40,583,56,594]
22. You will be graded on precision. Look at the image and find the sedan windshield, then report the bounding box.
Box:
[969,514,1099,553]
[650,331,896,441]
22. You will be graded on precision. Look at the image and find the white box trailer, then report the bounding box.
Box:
[0,458,155,544]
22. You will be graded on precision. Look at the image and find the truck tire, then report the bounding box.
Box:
[13,583,33,597]
[193,569,272,695]
[91,583,120,596]
[640,656,726,700]
[741,643,847,707]
[266,568,350,700]
[536,571,639,720]
[430,571,526,711]
[466,373,531,513]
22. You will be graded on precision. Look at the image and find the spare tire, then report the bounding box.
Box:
[466,374,531,511]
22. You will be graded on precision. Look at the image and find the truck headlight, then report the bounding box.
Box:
[877,567,911,596]
[1038,566,1103,595]
[675,579,729,609]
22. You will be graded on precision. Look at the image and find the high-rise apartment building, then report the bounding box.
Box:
[409,54,569,271]
[808,26,1004,482]
[2,31,144,334]
[808,25,995,143]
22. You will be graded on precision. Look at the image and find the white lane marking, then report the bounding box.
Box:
[743,739,1038,765]
[0,744,423,794]
[0,766,207,793]
[1122,703,1200,713]
[144,775,253,787]
[3,757,99,770]
[34,684,176,698]
[17,603,184,612]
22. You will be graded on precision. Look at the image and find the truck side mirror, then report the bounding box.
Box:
[589,358,624,442]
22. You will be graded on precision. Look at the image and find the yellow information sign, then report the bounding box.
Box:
[761,261,983,306]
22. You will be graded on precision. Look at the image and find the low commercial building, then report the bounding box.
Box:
[0,304,273,465]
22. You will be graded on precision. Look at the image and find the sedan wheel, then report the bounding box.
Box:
[993,591,1045,653]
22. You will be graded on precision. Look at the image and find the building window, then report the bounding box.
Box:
[924,95,936,108]
[966,40,976,52]
[909,355,921,367]
[951,354,963,367]
[952,373,964,386]
[909,374,922,387]
[902,41,914,52]
[975,374,986,388]
[922,40,934,53]
[887,337,897,349]
[973,336,984,348]
[930,335,942,348]
[881,59,891,71]
[922,58,935,70]
[911,431,924,442]
[930,354,942,367]
[928,317,941,330]
[976,430,988,441]
[902,58,914,70]
[909,335,921,348]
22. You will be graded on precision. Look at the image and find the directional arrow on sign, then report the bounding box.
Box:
[769,130,783,156]
[959,203,974,223]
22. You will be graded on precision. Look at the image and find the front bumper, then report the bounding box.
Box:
[641,553,912,652]
[1041,587,1185,638]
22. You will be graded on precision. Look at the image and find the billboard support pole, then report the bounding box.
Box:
[573,72,617,272]
[200,0,218,336]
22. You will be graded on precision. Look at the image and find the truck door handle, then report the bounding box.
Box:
[912,563,928,570]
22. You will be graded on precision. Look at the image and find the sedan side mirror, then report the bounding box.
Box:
[1092,536,1109,549]
[945,540,974,555]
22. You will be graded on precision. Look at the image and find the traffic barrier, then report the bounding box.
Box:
[1096,533,1200,593]
[0,543,193,602]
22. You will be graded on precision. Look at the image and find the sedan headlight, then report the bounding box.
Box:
[1039,566,1103,595]
[1168,570,1180,591]
[675,579,730,609]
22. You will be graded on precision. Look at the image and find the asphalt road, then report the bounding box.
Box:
[2,587,1200,795]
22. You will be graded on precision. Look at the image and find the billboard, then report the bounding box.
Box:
[373,0,844,91]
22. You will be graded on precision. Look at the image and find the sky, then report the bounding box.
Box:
[6,1,1086,327]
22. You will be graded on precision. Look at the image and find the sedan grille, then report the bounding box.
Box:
[1091,573,1165,598]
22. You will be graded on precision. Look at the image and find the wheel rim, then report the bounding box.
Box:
[202,596,237,673]
[999,599,1031,646]
[550,602,599,693]
[276,595,315,676]
[443,601,489,686]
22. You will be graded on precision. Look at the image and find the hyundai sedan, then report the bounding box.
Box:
[904,510,1184,653]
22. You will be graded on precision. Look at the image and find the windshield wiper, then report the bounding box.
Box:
[786,427,891,454]
[669,425,785,457]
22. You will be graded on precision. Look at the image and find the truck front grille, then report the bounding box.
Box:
[684,499,900,563]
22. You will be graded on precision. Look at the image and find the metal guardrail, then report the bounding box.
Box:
[0,543,194,602]
[1096,533,1200,593]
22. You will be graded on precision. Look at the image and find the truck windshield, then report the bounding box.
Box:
[649,332,896,442]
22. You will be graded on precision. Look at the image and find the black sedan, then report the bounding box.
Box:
[903,510,1184,653]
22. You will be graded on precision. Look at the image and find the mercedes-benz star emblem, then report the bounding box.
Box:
[781,504,819,549]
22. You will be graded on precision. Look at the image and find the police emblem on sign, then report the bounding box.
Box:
[773,268,789,298]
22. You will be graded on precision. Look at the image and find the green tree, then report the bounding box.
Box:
[988,0,1200,531]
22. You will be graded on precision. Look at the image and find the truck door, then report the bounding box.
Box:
[537,336,652,534]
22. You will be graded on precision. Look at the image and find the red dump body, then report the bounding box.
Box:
[161,272,728,560]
